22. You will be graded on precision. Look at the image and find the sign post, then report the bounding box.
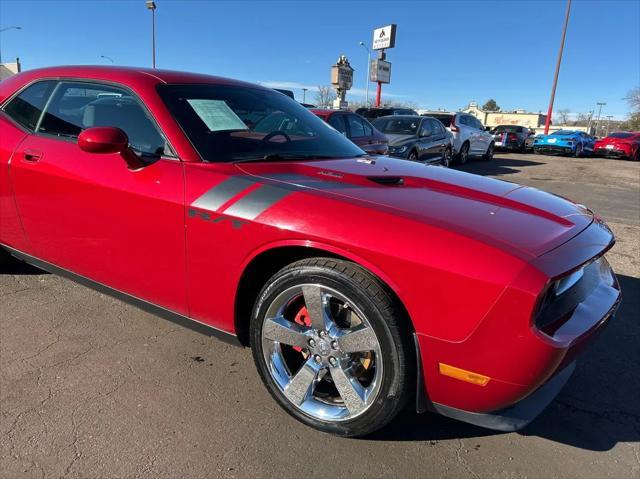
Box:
[330,55,354,110]
[371,24,396,107]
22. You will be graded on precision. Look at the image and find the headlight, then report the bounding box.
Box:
[391,145,408,153]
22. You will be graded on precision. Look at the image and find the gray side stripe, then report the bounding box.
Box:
[191,177,255,211]
[223,185,292,220]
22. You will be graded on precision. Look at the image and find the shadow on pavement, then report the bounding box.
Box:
[454,154,545,177]
[2,256,47,275]
[370,274,640,451]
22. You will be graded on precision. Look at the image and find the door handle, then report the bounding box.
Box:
[23,149,43,162]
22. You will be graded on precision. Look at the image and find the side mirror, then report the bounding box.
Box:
[78,127,144,170]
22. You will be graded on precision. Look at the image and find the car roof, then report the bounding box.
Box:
[0,65,270,103]
[374,115,424,119]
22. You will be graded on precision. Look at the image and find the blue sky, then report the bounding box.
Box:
[1,0,638,118]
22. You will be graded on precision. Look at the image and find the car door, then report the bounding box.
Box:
[345,113,369,150]
[458,115,477,153]
[416,119,438,162]
[429,119,449,162]
[9,80,188,314]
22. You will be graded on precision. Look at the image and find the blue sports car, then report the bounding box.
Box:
[533,130,596,157]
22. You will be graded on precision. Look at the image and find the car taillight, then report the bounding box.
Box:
[450,117,459,132]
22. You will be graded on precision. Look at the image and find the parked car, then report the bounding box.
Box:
[371,115,454,166]
[593,131,640,161]
[430,113,494,163]
[490,125,534,152]
[533,130,595,157]
[524,133,537,152]
[0,66,621,437]
[356,107,419,120]
[310,109,388,155]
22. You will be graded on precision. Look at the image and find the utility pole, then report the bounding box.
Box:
[543,0,572,134]
[146,1,157,68]
[0,26,22,64]
[302,88,308,104]
[586,110,594,134]
[594,102,606,137]
[605,115,613,136]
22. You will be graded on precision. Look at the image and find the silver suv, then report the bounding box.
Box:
[429,113,494,164]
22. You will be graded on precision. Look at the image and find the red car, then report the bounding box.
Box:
[310,108,388,155]
[594,131,640,160]
[0,67,621,437]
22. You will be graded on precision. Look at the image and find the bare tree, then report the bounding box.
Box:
[557,108,571,125]
[624,87,640,112]
[315,86,336,108]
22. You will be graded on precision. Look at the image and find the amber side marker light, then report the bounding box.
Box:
[439,363,491,386]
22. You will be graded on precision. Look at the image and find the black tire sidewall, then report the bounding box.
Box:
[250,261,409,437]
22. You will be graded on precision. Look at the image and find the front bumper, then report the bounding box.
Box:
[416,219,621,429]
[432,362,576,431]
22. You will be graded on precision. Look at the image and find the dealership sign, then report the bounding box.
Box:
[370,59,391,83]
[372,24,397,50]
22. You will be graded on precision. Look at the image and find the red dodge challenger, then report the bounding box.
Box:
[0,67,621,436]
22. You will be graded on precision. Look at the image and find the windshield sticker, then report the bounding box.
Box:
[187,99,249,132]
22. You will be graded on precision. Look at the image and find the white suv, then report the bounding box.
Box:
[430,113,494,164]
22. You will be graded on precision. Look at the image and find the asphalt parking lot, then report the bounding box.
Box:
[1,152,639,479]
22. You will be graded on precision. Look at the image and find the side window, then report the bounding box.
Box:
[420,120,432,137]
[2,80,57,131]
[347,114,366,138]
[361,117,374,137]
[431,119,444,135]
[38,81,168,156]
[328,114,346,134]
[472,117,484,130]
[458,115,469,126]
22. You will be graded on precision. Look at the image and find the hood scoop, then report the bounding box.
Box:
[368,176,405,186]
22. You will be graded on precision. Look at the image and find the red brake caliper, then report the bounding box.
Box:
[292,306,311,353]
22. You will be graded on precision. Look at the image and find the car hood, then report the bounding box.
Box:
[540,134,578,142]
[386,134,418,146]
[235,156,593,258]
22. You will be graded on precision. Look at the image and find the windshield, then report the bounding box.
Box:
[551,130,576,136]
[372,117,420,135]
[157,84,364,162]
[494,125,521,133]
[431,115,453,127]
[609,132,634,139]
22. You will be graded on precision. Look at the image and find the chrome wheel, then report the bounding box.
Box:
[459,143,469,164]
[261,284,383,422]
[443,148,452,167]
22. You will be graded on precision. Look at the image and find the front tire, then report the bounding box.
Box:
[457,142,470,164]
[482,142,494,161]
[250,258,411,437]
[442,147,452,168]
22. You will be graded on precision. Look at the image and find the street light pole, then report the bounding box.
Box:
[605,115,613,136]
[0,26,22,64]
[302,88,308,104]
[594,102,606,137]
[359,41,371,106]
[543,0,572,134]
[146,1,157,68]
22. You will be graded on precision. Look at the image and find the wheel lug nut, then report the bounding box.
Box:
[329,356,337,366]
[314,354,322,364]
[308,338,316,347]
[331,341,338,350]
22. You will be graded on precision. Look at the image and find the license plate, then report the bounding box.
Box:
[606,144,614,149]
[495,141,503,146]
[548,138,556,143]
